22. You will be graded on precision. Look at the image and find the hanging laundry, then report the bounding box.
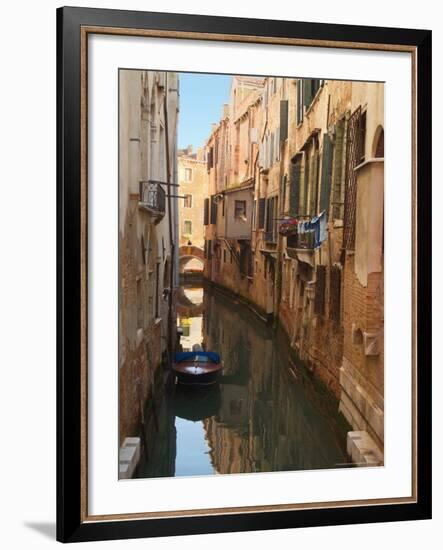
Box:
[297,220,311,234]
[308,210,327,248]
[297,211,327,248]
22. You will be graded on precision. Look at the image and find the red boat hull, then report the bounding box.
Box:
[172,360,222,386]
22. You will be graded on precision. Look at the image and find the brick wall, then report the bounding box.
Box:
[343,253,384,401]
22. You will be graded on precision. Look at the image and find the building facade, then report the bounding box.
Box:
[203,75,384,463]
[119,70,179,470]
[177,145,208,273]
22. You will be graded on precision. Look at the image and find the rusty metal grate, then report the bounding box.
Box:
[343,106,361,250]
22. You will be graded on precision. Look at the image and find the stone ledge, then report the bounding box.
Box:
[339,359,384,445]
[119,436,141,480]
[347,430,383,466]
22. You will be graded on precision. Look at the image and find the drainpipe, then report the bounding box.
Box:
[274,87,287,329]
[162,73,176,368]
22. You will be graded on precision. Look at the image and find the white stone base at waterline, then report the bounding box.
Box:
[347,430,383,467]
[119,437,141,479]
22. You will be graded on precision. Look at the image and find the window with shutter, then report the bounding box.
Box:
[300,152,309,216]
[314,265,326,315]
[183,220,192,235]
[265,198,273,233]
[270,133,274,166]
[203,198,209,225]
[343,107,362,249]
[303,79,313,110]
[210,195,217,224]
[280,100,288,141]
[258,198,266,229]
[309,148,320,216]
[296,80,303,125]
[332,119,346,220]
[319,134,333,217]
[330,265,341,323]
[275,128,280,161]
[207,147,214,171]
[289,160,301,216]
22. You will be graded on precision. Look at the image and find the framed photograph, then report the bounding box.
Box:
[57,6,432,543]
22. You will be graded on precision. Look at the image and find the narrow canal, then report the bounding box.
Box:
[135,283,351,479]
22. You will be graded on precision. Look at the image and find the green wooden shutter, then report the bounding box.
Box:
[203,198,209,225]
[320,134,333,217]
[300,152,310,216]
[332,120,345,220]
[303,79,313,109]
[296,80,303,125]
[258,198,266,229]
[266,197,274,233]
[289,161,301,216]
[309,149,319,217]
[280,100,288,141]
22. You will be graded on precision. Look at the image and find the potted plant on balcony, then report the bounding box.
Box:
[278,218,298,236]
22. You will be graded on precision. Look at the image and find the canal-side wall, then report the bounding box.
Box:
[119,69,179,452]
[202,76,385,461]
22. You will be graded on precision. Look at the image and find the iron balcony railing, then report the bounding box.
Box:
[286,231,315,250]
[139,181,166,215]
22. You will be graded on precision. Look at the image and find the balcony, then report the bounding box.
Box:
[139,181,166,219]
[286,231,315,266]
[286,231,315,250]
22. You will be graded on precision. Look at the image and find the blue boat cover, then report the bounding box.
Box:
[175,351,220,364]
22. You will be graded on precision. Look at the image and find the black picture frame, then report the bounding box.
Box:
[57,6,432,543]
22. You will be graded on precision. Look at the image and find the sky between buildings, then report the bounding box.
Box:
[178,72,232,151]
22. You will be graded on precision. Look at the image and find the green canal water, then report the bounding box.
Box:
[134,284,351,478]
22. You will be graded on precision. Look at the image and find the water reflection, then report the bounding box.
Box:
[135,284,350,478]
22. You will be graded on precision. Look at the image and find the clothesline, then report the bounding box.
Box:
[278,211,327,248]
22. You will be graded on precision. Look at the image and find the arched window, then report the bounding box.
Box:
[373,126,384,158]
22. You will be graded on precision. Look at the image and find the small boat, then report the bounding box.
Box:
[173,345,222,386]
